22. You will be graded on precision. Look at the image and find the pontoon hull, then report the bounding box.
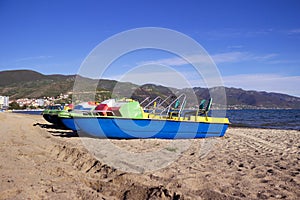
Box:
[72,117,228,139]
[60,118,78,131]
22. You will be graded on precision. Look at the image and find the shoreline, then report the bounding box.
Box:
[228,123,300,131]
[8,109,300,131]
[0,112,299,199]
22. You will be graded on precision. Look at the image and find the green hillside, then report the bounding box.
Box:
[1,70,300,109]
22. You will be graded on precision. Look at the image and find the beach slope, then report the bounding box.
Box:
[0,113,299,199]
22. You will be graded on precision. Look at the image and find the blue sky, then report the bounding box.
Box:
[0,0,300,96]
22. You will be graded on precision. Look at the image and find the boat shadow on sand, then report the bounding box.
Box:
[33,122,79,138]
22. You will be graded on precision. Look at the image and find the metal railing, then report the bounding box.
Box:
[159,93,187,118]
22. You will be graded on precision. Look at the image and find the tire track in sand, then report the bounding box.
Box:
[231,131,286,154]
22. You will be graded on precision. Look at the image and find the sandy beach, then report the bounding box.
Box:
[0,112,299,199]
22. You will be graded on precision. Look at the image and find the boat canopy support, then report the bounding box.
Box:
[159,93,187,118]
[143,95,172,114]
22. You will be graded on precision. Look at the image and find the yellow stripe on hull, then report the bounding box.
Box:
[145,113,229,124]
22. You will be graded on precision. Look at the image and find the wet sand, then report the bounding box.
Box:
[0,112,299,199]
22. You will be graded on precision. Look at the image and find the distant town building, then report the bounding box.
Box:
[0,96,9,110]
[37,99,45,107]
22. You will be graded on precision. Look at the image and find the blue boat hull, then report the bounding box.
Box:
[73,117,228,139]
[60,118,78,131]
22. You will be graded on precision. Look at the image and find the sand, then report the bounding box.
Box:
[0,112,299,199]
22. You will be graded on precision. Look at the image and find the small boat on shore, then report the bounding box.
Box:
[42,105,65,125]
[59,96,229,139]
[42,102,97,128]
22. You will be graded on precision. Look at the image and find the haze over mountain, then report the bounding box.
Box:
[1,70,299,109]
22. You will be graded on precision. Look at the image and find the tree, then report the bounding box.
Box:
[29,105,36,109]
[9,101,21,110]
[22,104,28,109]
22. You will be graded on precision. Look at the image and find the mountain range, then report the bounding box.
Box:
[0,69,299,109]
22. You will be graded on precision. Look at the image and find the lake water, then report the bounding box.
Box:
[12,110,43,115]
[225,109,300,130]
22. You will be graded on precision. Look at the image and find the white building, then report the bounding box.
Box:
[0,96,9,109]
[37,99,45,107]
